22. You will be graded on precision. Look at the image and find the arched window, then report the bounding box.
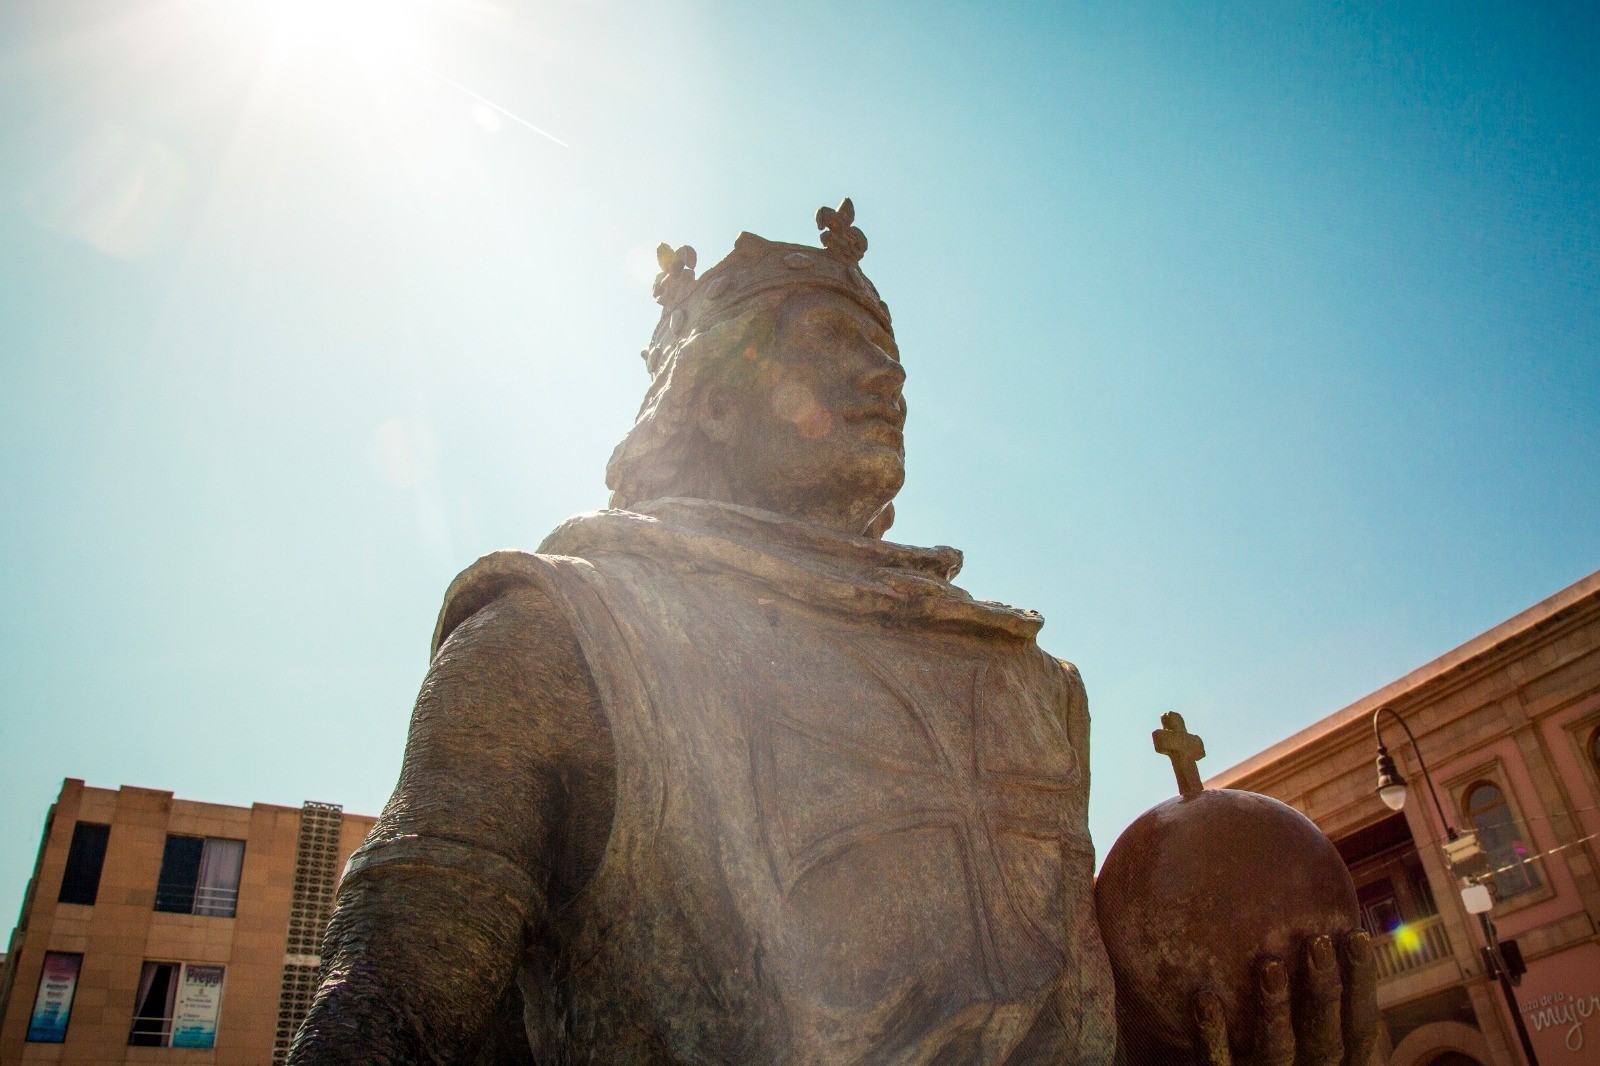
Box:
[1463,782,1539,900]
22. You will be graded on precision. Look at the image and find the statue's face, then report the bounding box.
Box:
[702,288,906,533]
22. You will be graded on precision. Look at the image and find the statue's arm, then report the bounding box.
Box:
[287,579,610,1064]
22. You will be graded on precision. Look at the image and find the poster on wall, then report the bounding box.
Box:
[170,964,226,1049]
[27,951,82,1043]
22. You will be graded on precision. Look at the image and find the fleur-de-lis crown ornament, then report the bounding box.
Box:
[815,198,867,262]
[640,198,891,375]
[652,243,697,309]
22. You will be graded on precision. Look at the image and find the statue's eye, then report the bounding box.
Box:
[800,322,855,351]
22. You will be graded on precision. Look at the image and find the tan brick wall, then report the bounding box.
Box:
[68,786,168,1064]
[218,805,302,1062]
[0,785,375,1065]
[1,780,80,1065]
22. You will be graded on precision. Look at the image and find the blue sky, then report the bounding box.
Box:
[1,0,1596,925]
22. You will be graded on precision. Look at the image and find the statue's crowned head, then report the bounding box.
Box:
[606,199,907,537]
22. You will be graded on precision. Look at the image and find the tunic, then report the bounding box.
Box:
[431,499,1116,1064]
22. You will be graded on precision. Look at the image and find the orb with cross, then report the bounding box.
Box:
[1094,712,1361,1063]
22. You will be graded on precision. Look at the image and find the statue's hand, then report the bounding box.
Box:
[1194,931,1377,1066]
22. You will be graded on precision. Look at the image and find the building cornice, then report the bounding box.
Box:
[1206,569,1600,791]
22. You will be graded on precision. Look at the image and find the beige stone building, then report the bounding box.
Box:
[0,780,375,1064]
[1209,570,1600,1065]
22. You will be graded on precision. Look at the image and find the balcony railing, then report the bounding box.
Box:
[1372,913,1453,981]
[154,881,239,918]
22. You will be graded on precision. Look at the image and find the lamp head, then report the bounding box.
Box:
[1375,743,1408,811]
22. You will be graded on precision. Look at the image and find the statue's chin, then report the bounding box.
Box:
[814,450,903,529]
[706,436,904,534]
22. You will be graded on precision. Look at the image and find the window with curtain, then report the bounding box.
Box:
[128,961,226,1048]
[194,838,245,916]
[155,835,245,917]
[129,962,179,1046]
[58,822,110,905]
[1463,781,1540,900]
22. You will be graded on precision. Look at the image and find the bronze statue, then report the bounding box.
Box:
[288,201,1378,1065]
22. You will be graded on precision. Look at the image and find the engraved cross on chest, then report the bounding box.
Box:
[758,650,1079,993]
[1153,711,1206,796]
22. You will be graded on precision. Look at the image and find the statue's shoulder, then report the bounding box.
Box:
[1051,657,1091,755]
[430,549,579,659]
[1054,658,1087,702]
[1040,657,1087,718]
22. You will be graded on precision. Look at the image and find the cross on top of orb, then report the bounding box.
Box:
[1153,712,1206,797]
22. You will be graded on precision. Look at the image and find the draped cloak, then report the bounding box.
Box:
[431,499,1117,1065]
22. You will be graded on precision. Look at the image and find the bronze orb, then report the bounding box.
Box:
[1094,788,1360,1062]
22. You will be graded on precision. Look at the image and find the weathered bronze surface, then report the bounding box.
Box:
[287,201,1377,1065]
[1096,714,1374,1065]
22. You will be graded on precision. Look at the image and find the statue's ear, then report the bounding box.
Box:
[700,385,739,445]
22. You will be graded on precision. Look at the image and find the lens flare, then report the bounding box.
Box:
[26,127,188,259]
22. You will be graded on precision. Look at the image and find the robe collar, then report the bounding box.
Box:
[539,497,1044,640]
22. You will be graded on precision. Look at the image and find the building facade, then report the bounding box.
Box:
[0,780,376,1064]
[1209,571,1600,1065]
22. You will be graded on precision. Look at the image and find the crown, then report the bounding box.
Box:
[642,198,891,374]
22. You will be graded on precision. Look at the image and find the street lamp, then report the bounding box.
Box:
[1370,706,1540,1066]
[1375,744,1407,811]
[1371,707,1453,833]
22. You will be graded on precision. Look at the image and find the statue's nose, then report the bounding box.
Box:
[859,354,906,402]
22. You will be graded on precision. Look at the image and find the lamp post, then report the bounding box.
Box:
[1371,706,1540,1066]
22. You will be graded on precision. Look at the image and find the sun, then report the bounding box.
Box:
[214,0,566,145]
[230,0,424,59]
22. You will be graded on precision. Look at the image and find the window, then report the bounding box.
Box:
[155,835,245,917]
[26,952,82,1043]
[57,822,110,905]
[1590,724,1600,778]
[129,962,177,1046]
[1463,782,1540,900]
[129,961,226,1048]
[1357,878,1402,937]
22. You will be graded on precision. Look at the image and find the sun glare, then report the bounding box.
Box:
[233,0,423,57]
[218,0,567,146]
[19,0,566,267]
